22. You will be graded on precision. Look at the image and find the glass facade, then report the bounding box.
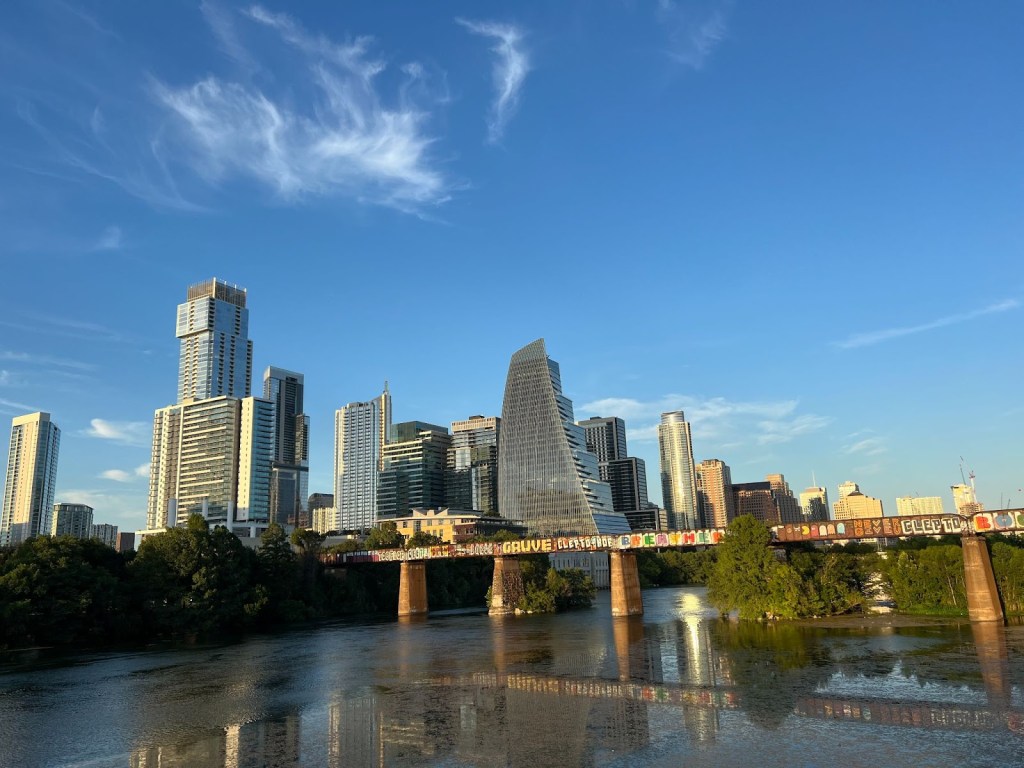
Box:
[176,279,253,403]
[175,397,242,526]
[601,457,649,513]
[1,412,60,547]
[445,416,500,515]
[263,367,309,526]
[658,411,699,529]
[498,339,628,536]
[377,424,451,518]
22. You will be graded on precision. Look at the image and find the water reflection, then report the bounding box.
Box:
[1,588,1021,767]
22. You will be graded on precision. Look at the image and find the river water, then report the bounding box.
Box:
[1,587,1021,767]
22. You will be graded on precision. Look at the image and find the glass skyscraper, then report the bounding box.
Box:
[176,278,252,403]
[658,411,699,529]
[498,339,628,536]
[263,367,309,526]
[445,415,500,515]
[1,411,60,547]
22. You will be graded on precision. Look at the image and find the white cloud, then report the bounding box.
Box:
[844,436,887,457]
[579,393,829,447]
[83,418,149,446]
[57,488,146,530]
[152,6,450,212]
[456,18,529,143]
[135,463,151,478]
[834,299,1019,349]
[0,396,39,415]
[92,225,122,251]
[655,0,730,70]
[100,469,132,483]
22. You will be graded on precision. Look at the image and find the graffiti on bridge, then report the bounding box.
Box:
[773,511,1024,543]
[338,529,726,563]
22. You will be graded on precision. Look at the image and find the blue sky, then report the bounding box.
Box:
[2,1,1022,532]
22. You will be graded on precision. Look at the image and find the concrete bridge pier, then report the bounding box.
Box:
[489,556,525,616]
[610,551,643,617]
[397,561,428,617]
[961,536,1004,623]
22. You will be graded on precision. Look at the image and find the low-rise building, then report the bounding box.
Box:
[389,508,525,543]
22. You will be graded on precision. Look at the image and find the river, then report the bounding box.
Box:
[0,587,1021,767]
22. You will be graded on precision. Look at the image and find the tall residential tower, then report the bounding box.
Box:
[264,367,309,526]
[1,412,60,546]
[658,411,698,529]
[334,386,392,532]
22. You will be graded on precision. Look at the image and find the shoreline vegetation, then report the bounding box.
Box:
[2,514,1022,653]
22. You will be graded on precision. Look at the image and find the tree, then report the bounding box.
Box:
[707,515,782,619]
[406,531,444,548]
[364,522,403,550]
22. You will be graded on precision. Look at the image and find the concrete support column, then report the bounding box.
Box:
[489,556,524,616]
[398,561,428,617]
[962,536,1004,623]
[610,551,643,617]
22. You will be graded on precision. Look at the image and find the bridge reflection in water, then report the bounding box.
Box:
[128,599,1021,767]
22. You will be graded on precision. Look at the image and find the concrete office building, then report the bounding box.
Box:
[896,496,945,517]
[1,412,60,547]
[833,486,884,520]
[799,485,830,522]
[732,482,781,524]
[766,474,801,524]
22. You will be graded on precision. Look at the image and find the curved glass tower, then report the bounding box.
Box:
[498,339,628,536]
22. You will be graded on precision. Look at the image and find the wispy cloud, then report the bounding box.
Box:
[91,225,122,251]
[844,435,887,457]
[83,418,149,446]
[834,299,1019,349]
[149,5,450,212]
[579,393,829,447]
[456,18,529,143]
[100,464,149,483]
[655,0,731,70]
[0,397,39,416]
[0,350,95,370]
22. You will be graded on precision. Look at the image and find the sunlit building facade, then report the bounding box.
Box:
[1,412,60,547]
[696,459,734,528]
[51,503,94,539]
[896,496,944,516]
[799,485,829,522]
[334,386,392,531]
[658,411,699,529]
[498,339,627,536]
[833,488,884,520]
[176,278,252,403]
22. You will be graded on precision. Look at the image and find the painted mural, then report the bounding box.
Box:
[326,510,1024,564]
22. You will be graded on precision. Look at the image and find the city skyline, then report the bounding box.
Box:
[1,4,1021,532]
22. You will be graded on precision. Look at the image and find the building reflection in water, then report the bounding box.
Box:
[131,711,301,768]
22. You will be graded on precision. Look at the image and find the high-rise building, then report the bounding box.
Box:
[377,422,451,518]
[147,395,275,531]
[91,523,119,548]
[732,482,781,524]
[263,367,309,526]
[1,412,60,547]
[838,480,859,498]
[896,496,945,516]
[147,280,280,537]
[602,457,649,514]
[799,485,829,522]
[176,278,252,403]
[833,486,884,520]
[696,459,734,528]
[51,503,94,539]
[658,411,699,529]
[577,417,627,463]
[334,386,391,532]
[445,416,500,515]
[951,483,983,517]
[766,474,801,524]
[498,339,627,536]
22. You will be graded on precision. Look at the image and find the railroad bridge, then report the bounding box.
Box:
[322,510,1024,623]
